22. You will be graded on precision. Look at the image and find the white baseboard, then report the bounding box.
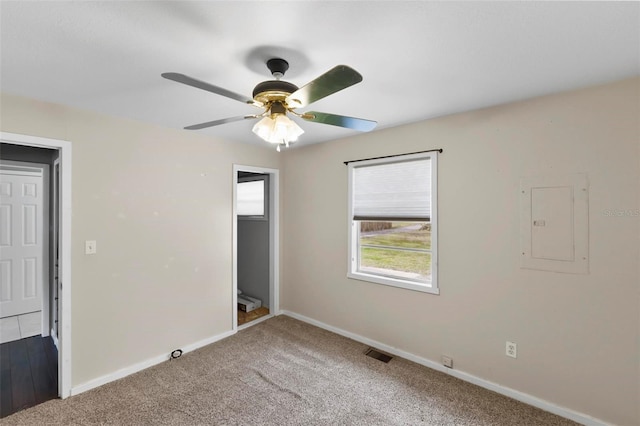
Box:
[280,310,611,426]
[70,329,236,396]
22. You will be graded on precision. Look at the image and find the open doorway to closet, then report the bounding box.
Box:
[232,165,279,330]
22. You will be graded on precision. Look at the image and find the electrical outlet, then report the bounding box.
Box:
[442,355,453,368]
[506,341,517,358]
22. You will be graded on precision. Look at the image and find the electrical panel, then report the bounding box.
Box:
[520,174,588,274]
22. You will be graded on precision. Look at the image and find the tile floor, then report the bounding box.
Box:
[0,311,42,344]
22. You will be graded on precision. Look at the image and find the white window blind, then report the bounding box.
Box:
[237,180,265,216]
[353,157,431,221]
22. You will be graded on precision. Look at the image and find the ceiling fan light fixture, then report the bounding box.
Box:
[251,113,304,147]
[163,59,376,143]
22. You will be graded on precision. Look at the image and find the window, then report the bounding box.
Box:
[237,175,268,219]
[347,152,438,294]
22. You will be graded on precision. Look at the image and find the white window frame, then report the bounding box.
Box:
[237,174,268,221]
[347,152,438,294]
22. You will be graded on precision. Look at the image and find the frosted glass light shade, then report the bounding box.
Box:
[252,114,304,145]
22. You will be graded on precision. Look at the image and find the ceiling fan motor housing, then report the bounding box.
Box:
[252,80,298,105]
[252,58,299,106]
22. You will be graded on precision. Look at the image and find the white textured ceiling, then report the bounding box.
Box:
[1,1,638,148]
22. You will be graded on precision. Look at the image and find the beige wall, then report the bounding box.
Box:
[0,93,282,386]
[1,77,638,425]
[281,77,640,425]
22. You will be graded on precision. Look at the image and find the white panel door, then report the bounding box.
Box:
[0,166,44,318]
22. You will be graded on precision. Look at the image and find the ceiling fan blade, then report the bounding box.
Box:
[162,72,260,106]
[302,111,377,132]
[286,66,363,108]
[184,115,258,130]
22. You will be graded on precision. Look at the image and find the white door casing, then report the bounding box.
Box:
[232,164,280,331]
[51,159,60,343]
[1,131,72,399]
[0,162,49,320]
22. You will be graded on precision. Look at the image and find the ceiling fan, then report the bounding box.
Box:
[161,58,377,151]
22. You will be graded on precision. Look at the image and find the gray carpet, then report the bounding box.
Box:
[3,316,577,425]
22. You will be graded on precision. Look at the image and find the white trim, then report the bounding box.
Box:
[430,152,438,289]
[0,131,72,399]
[279,310,612,426]
[71,328,236,396]
[232,164,280,332]
[50,157,60,347]
[347,271,439,294]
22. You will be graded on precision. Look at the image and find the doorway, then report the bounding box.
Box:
[0,132,72,411]
[233,165,279,330]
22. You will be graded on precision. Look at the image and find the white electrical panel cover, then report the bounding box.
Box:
[520,173,589,273]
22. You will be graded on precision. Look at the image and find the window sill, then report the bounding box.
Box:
[347,271,439,294]
[238,216,268,221]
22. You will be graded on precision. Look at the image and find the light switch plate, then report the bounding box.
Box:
[85,240,97,255]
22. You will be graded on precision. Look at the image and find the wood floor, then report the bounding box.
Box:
[0,335,58,418]
[238,307,270,326]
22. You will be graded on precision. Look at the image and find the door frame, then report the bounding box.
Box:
[0,160,50,334]
[51,157,60,345]
[0,131,72,399]
[232,164,279,331]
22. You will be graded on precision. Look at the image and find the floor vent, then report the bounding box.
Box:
[365,348,393,363]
